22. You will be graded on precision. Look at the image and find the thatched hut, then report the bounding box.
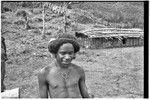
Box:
[75,28,144,49]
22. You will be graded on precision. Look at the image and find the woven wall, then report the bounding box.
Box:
[77,37,144,49]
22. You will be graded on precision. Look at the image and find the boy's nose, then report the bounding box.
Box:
[65,54,71,59]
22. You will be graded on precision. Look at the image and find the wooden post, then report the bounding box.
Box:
[104,37,106,48]
[42,3,46,39]
[132,38,134,46]
[135,38,137,46]
[133,38,135,46]
[64,12,67,33]
[100,38,103,48]
[63,2,68,34]
[102,37,104,48]
[137,38,139,46]
[131,38,134,46]
[141,38,144,45]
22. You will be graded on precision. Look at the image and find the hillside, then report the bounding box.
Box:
[1,1,144,98]
[74,2,144,28]
[2,1,144,32]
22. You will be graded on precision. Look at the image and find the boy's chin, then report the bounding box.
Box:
[62,62,71,67]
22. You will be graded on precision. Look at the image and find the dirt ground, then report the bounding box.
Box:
[4,39,143,98]
[74,47,143,98]
[2,9,143,98]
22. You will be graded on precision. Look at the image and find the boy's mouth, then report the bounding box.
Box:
[62,60,71,64]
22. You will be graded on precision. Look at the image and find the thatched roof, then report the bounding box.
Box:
[77,28,144,38]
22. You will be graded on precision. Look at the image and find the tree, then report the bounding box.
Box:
[42,3,46,39]
[41,2,52,39]
[16,10,31,30]
[63,2,70,33]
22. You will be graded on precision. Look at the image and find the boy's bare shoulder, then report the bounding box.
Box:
[38,63,54,76]
[71,63,85,74]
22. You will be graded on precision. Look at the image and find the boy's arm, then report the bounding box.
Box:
[78,68,90,98]
[38,69,49,98]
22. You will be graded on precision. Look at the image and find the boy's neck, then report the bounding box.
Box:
[54,60,70,69]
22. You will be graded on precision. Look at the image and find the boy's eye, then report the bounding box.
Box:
[60,52,74,55]
[60,52,66,55]
[68,52,74,55]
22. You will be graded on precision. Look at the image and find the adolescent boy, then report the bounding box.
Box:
[38,34,90,98]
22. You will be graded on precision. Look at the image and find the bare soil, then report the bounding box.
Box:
[2,10,143,98]
[74,47,143,98]
[4,39,143,98]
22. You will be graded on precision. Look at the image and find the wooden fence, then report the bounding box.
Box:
[77,37,144,49]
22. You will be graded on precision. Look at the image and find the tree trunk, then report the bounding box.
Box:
[64,13,67,33]
[42,3,46,39]
[63,2,67,34]
[24,16,30,30]
[25,20,30,30]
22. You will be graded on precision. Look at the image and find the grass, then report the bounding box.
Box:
[75,47,143,98]
[4,41,143,98]
[2,10,143,98]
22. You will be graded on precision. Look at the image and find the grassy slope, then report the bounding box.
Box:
[74,47,143,98]
[3,26,143,98]
[74,2,144,28]
[2,7,143,98]
[4,38,143,98]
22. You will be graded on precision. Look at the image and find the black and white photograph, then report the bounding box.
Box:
[1,1,147,98]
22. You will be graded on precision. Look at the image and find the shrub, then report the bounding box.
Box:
[31,29,41,35]
[16,10,29,18]
[2,7,12,13]
[1,15,7,19]
[32,8,43,15]
[14,20,25,25]
[2,20,12,25]
[33,18,43,23]
[45,32,52,35]
[77,16,94,24]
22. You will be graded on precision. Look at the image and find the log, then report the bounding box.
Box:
[1,88,20,98]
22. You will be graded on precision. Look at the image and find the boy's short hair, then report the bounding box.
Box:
[48,34,80,54]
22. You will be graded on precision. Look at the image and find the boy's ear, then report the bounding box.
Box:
[73,54,76,59]
[51,53,57,58]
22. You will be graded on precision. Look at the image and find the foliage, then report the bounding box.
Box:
[1,1,144,98]
[14,20,25,25]
[2,1,144,29]
[75,2,144,28]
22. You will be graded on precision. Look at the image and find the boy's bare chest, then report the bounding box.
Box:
[46,69,80,88]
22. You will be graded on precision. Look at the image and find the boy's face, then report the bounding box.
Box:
[55,43,75,67]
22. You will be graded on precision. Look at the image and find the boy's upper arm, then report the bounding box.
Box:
[78,67,90,98]
[38,68,49,98]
